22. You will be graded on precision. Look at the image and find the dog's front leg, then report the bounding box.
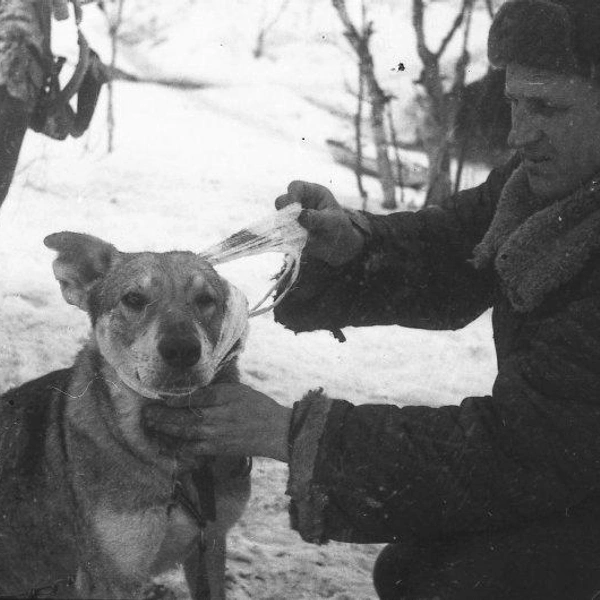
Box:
[201,456,252,599]
[183,541,211,600]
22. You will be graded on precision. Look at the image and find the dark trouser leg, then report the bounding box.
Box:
[0,87,28,209]
[373,504,600,600]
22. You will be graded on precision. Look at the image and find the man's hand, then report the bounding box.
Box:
[276,181,365,266]
[143,384,292,462]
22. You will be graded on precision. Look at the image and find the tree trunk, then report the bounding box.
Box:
[369,87,396,209]
[354,53,368,210]
[424,142,451,205]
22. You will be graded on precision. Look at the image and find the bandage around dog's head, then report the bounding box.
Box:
[211,280,249,374]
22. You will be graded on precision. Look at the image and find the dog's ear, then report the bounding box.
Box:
[44,232,121,311]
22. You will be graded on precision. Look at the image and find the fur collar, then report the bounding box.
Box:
[471,165,600,312]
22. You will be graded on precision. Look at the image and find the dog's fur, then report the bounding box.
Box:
[0,232,250,599]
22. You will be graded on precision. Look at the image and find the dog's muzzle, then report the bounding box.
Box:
[158,336,203,369]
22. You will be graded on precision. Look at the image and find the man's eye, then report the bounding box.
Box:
[121,291,148,311]
[531,99,566,117]
[195,294,215,309]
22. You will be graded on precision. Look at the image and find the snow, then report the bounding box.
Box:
[0,1,498,598]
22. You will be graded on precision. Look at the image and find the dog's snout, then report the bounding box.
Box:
[158,337,202,368]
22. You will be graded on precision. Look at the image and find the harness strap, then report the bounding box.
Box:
[46,31,90,113]
[171,463,217,552]
[30,0,106,139]
[171,457,252,550]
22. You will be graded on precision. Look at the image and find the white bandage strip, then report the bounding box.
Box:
[210,281,249,375]
[199,204,308,317]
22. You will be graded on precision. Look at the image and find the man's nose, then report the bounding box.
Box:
[507,104,543,149]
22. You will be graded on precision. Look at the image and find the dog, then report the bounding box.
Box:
[0,232,251,599]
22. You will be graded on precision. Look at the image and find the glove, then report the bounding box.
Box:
[275,181,367,266]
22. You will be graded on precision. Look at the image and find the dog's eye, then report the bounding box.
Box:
[121,291,148,311]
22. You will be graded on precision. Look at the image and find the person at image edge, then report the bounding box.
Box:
[145,1,600,597]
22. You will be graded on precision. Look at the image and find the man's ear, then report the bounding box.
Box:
[44,232,121,311]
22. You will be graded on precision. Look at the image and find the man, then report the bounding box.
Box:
[145,0,600,597]
[0,1,70,205]
[0,0,103,208]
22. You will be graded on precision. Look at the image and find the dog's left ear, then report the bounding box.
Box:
[44,232,121,311]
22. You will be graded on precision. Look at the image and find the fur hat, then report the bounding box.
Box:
[488,0,600,78]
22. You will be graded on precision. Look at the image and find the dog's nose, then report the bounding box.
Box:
[158,337,202,368]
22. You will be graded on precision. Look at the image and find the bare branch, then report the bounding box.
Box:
[332,0,364,56]
[354,53,368,209]
[106,0,126,153]
[261,0,292,35]
[435,0,469,59]
[412,0,434,67]
[451,0,474,95]
[253,0,292,58]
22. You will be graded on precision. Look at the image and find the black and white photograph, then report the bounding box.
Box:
[1,0,600,598]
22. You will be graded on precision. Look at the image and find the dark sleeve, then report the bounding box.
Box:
[286,293,600,545]
[275,156,519,333]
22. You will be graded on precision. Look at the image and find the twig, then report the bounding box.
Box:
[106,0,126,153]
[435,0,469,59]
[354,6,368,211]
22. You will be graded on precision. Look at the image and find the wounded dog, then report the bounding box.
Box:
[0,232,251,599]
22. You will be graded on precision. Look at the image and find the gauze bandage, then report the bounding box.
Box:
[209,280,249,376]
[199,204,308,317]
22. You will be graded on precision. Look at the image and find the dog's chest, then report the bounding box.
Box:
[93,501,201,578]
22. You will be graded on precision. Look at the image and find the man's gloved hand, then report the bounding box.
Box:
[276,181,366,266]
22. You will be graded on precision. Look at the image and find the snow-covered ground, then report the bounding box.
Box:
[0,1,499,598]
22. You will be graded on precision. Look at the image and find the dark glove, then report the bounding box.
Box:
[275,181,367,266]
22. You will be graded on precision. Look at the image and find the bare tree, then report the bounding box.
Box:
[101,0,126,153]
[333,0,396,209]
[412,0,475,205]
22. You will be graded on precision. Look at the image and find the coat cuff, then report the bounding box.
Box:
[286,389,335,544]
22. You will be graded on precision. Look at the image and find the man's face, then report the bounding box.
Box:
[505,63,600,200]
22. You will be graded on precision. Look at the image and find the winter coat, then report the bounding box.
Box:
[274,155,600,545]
